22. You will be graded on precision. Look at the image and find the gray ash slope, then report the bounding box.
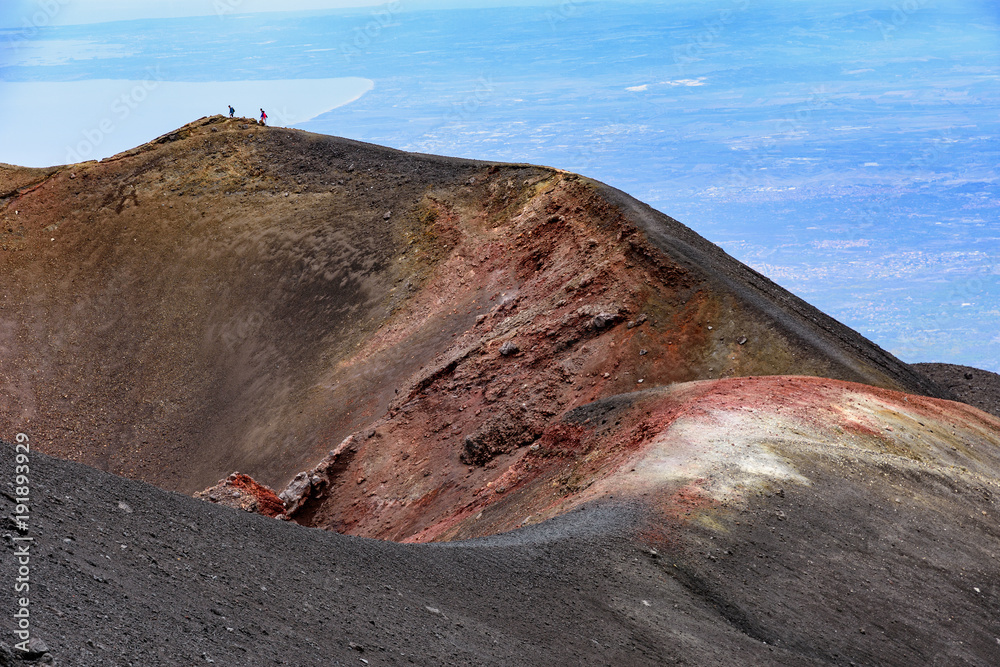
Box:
[3,439,1000,667]
[915,363,1000,420]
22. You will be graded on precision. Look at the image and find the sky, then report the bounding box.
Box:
[1,1,383,27]
[0,0,608,28]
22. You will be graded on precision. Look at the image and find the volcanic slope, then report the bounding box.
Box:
[3,119,1000,666]
[915,363,1000,419]
[1,115,945,504]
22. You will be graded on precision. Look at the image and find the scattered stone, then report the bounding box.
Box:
[496,294,518,312]
[19,637,50,660]
[462,408,541,465]
[590,312,618,329]
[737,336,748,345]
[383,211,392,220]
[196,473,285,518]
[639,349,648,356]
[279,435,358,518]
[499,341,519,357]
[349,642,365,652]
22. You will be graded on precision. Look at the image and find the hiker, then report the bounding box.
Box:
[259,108,267,126]
[228,105,235,118]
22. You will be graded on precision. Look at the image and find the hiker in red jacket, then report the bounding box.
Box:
[259,108,267,125]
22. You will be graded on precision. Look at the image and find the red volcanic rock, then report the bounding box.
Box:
[196,472,285,518]
[460,405,541,465]
[283,374,1000,543]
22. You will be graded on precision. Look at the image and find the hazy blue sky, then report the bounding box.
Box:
[0,0,616,27]
[1,1,380,27]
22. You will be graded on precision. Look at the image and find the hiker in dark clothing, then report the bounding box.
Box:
[259,108,267,125]
[228,105,235,118]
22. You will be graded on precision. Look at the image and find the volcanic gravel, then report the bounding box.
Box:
[915,363,1000,419]
[0,444,778,667]
[4,429,1000,666]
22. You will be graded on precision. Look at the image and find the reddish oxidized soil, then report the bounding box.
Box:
[282,373,1000,542]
